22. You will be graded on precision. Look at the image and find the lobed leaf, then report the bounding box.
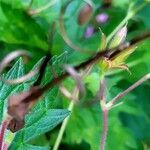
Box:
[0,52,69,149]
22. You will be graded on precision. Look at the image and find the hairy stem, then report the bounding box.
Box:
[100,108,109,150]
[99,77,108,150]
[99,74,150,149]
[2,143,8,150]
[53,101,74,150]
[41,31,150,94]
[0,118,10,150]
[8,31,150,132]
[99,78,106,101]
[108,73,150,107]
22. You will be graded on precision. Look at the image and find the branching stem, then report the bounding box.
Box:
[108,73,150,107]
[41,31,150,95]
[99,73,150,150]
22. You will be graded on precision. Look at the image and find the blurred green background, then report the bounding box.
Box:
[0,0,150,150]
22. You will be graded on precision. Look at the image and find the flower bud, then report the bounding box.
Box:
[77,4,93,26]
[108,26,127,48]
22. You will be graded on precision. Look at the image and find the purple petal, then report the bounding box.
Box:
[96,13,109,23]
[85,26,94,38]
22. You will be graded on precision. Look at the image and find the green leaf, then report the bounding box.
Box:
[84,72,100,95]
[0,0,30,9]
[10,109,70,149]
[0,58,25,122]
[0,2,48,50]
[0,53,69,149]
[106,115,137,150]
[137,4,150,28]
[24,109,69,142]
[26,51,68,86]
[30,0,61,24]
[63,106,101,150]
[119,112,150,148]
[63,104,136,150]
[112,0,130,8]
[10,144,49,150]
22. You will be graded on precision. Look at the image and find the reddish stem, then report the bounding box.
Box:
[109,74,150,106]
[100,108,108,150]
[0,121,9,150]
[2,143,8,150]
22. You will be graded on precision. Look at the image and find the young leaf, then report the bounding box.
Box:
[84,72,100,95]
